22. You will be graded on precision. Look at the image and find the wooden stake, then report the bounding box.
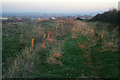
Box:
[14,60,17,67]
[31,38,34,49]
[43,33,46,39]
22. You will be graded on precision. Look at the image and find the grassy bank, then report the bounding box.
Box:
[2,19,118,78]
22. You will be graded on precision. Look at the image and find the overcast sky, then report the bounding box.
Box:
[2,0,119,14]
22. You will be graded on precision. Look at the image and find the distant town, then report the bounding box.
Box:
[0,15,93,23]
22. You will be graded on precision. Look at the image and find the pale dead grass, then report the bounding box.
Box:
[4,47,36,78]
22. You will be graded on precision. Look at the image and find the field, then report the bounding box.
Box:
[2,19,119,78]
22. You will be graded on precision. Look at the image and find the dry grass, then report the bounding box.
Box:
[4,47,35,78]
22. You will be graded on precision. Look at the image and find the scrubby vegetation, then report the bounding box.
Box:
[90,9,119,26]
[2,18,118,78]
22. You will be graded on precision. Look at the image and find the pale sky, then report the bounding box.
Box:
[2,0,119,14]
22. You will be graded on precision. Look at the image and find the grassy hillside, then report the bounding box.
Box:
[2,19,118,78]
